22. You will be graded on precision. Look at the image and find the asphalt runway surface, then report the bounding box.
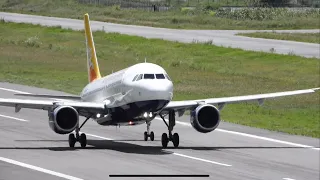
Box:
[0,12,319,58]
[0,82,319,180]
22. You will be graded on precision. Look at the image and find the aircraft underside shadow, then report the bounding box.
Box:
[3,139,317,153]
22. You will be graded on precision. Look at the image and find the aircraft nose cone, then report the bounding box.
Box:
[138,81,173,101]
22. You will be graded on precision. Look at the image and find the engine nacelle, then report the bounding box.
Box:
[48,106,79,134]
[190,104,220,133]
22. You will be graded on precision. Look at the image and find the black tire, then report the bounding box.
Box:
[161,133,168,148]
[68,133,76,148]
[172,133,179,148]
[144,131,148,141]
[150,131,155,141]
[79,133,87,148]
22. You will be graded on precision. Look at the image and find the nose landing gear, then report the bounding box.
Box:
[160,110,179,148]
[144,121,155,141]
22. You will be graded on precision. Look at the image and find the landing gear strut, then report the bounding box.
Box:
[68,116,90,148]
[144,121,154,141]
[160,110,179,148]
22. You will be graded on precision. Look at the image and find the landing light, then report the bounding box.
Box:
[149,112,153,118]
[96,113,101,118]
[143,112,148,118]
[129,121,133,125]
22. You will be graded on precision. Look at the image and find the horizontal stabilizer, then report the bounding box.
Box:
[15,93,81,101]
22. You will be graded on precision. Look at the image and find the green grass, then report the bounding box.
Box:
[0,0,320,29]
[0,21,319,138]
[238,32,320,44]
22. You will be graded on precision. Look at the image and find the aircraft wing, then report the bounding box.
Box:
[15,93,82,101]
[0,98,109,117]
[163,88,320,112]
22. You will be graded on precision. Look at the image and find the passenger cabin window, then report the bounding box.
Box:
[156,74,165,79]
[136,74,143,81]
[144,74,155,79]
[132,74,139,81]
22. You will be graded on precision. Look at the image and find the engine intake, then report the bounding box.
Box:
[190,104,220,133]
[49,106,79,134]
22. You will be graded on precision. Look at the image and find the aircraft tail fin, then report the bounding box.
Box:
[84,13,101,83]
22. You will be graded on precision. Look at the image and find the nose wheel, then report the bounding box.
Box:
[68,116,90,148]
[160,110,179,148]
[144,121,155,141]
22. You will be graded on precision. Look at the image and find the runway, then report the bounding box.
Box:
[0,82,319,180]
[0,12,319,58]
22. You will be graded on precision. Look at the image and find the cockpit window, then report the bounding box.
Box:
[165,74,172,81]
[132,74,139,81]
[144,74,155,79]
[136,74,143,81]
[156,74,165,79]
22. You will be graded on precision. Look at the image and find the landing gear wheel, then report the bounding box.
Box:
[68,133,76,148]
[172,133,179,148]
[161,133,169,148]
[79,133,87,148]
[150,131,155,141]
[144,131,148,141]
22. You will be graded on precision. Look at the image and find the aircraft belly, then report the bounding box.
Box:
[98,100,169,126]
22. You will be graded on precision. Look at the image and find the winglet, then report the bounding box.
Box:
[84,13,101,83]
[312,87,320,91]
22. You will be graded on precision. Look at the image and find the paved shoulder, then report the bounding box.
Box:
[0,12,319,58]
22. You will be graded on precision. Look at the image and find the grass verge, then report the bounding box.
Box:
[0,21,319,137]
[238,32,320,44]
[0,0,320,29]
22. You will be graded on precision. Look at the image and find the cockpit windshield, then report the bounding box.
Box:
[144,74,155,79]
[132,73,171,81]
[155,74,165,79]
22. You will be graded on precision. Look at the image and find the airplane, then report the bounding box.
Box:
[0,13,319,148]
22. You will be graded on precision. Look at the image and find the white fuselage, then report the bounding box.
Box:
[79,63,173,125]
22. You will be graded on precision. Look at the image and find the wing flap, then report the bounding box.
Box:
[0,98,107,113]
[203,88,319,105]
[15,93,81,101]
[163,88,319,111]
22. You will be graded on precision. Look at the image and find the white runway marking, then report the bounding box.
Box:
[0,87,31,94]
[1,87,319,151]
[0,114,29,122]
[283,178,296,180]
[83,132,232,167]
[0,156,83,180]
[172,152,232,167]
[80,132,113,140]
[155,118,320,151]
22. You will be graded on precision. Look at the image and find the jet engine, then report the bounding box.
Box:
[190,104,220,133]
[48,106,79,134]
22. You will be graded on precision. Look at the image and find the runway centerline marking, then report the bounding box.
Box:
[283,178,296,180]
[82,131,232,167]
[155,118,320,151]
[0,114,29,122]
[1,87,319,151]
[0,156,83,180]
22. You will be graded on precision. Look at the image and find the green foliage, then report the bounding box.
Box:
[112,4,121,11]
[216,7,320,21]
[24,36,42,47]
[180,7,195,15]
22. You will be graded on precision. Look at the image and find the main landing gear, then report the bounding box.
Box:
[68,116,90,148]
[160,110,179,148]
[144,121,154,141]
